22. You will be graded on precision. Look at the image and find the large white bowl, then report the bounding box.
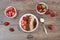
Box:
[19,13,38,32]
[4,6,17,18]
[36,2,48,14]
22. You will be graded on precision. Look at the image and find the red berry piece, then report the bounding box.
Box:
[23,16,28,21]
[9,28,15,32]
[37,5,42,11]
[22,25,26,30]
[21,20,26,30]
[45,9,51,15]
[48,25,54,30]
[4,22,10,26]
[50,12,56,17]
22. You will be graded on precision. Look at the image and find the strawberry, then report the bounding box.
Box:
[21,23,26,30]
[23,16,28,21]
[50,12,56,17]
[6,13,9,16]
[9,28,15,32]
[4,22,10,26]
[48,25,54,30]
[12,10,15,14]
[21,19,27,30]
[45,9,50,15]
[8,11,12,17]
[41,6,44,10]
[22,26,26,30]
[12,12,15,16]
[37,5,42,11]
[6,10,9,13]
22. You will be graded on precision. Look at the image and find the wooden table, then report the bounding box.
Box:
[0,0,60,40]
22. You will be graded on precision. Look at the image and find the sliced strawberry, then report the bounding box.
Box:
[23,16,28,21]
[21,20,27,30]
[21,22,24,26]
[11,8,15,12]
[22,25,26,30]
[6,9,11,14]
[4,22,10,26]
[48,25,54,30]
[37,4,45,11]
[6,13,9,16]
[24,21,27,24]
[41,6,44,10]
[22,20,25,24]
[11,7,15,13]
[50,12,56,17]
[21,16,28,30]
[12,12,15,16]
[45,9,51,15]
[9,28,15,32]
[6,10,9,13]
[6,10,11,17]
[8,12,12,17]
[13,10,15,13]
[37,5,42,11]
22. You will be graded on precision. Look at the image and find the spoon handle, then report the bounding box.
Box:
[27,33,33,39]
[43,24,48,35]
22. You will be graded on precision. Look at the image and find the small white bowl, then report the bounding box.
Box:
[19,13,38,32]
[36,2,48,14]
[4,6,17,18]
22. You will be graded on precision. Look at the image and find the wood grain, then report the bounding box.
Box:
[0,0,60,40]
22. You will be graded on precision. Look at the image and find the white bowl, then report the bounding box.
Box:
[4,6,17,18]
[19,13,38,32]
[36,2,48,14]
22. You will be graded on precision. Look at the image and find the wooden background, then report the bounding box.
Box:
[0,0,60,40]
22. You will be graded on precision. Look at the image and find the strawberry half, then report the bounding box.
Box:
[37,4,44,11]
[22,26,26,30]
[23,16,28,21]
[37,5,42,11]
[6,7,15,17]
[9,28,15,32]
[48,25,54,30]
[45,9,51,15]
[12,12,15,16]
[50,12,56,17]
[4,22,10,26]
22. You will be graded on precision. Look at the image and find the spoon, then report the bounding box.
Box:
[27,33,33,39]
[40,18,48,35]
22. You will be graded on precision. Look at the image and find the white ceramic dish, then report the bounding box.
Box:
[19,13,38,32]
[36,2,48,14]
[4,6,17,18]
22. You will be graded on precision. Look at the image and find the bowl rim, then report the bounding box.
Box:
[36,2,48,14]
[4,6,17,18]
[19,13,38,32]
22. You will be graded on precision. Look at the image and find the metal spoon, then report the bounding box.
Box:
[27,33,33,39]
[40,18,48,35]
